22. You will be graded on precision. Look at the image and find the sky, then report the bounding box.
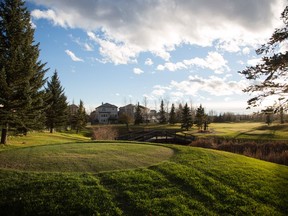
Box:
[25,0,287,114]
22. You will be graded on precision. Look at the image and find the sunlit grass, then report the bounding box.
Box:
[0,131,287,215]
[183,122,288,140]
[0,142,174,172]
[0,131,90,152]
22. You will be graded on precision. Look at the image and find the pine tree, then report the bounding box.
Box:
[134,103,143,125]
[75,100,87,133]
[169,103,176,125]
[0,0,48,144]
[45,71,68,133]
[181,103,193,131]
[159,100,167,124]
[239,6,288,112]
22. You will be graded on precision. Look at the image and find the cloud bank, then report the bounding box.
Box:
[30,0,284,64]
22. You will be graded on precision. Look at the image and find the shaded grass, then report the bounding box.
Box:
[0,140,287,215]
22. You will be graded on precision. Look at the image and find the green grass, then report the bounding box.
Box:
[0,131,90,150]
[0,132,287,215]
[0,142,174,172]
[182,122,288,140]
[101,122,288,140]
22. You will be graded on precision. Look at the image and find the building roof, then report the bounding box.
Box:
[96,103,118,109]
[119,104,135,109]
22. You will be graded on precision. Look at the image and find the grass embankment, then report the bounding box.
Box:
[0,132,287,215]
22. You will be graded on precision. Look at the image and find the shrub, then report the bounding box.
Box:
[189,138,216,149]
[215,140,288,165]
[91,126,119,140]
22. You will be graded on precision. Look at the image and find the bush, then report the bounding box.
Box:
[190,138,288,166]
[189,139,216,149]
[91,126,119,140]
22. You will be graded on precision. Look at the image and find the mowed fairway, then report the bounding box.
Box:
[0,142,174,172]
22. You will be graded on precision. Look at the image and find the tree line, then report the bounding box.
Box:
[0,0,86,144]
[130,100,209,131]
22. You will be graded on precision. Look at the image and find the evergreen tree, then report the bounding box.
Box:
[74,100,87,133]
[134,103,143,125]
[45,71,68,133]
[0,0,48,144]
[181,103,193,131]
[239,6,288,112]
[195,104,208,131]
[175,103,183,123]
[159,100,167,124]
[169,103,176,125]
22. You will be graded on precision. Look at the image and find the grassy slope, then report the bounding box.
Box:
[0,132,287,215]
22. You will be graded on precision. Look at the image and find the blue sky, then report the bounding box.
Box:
[26,0,287,113]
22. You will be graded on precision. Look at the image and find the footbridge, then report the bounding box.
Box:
[117,130,195,144]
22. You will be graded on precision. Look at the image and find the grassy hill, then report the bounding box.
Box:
[0,132,287,215]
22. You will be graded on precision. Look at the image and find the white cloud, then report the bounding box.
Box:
[157,62,187,72]
[247,58,262,66]
[133,68,144,75]
[31,9,69,28]
[279,41,288,54]
[216,39,241,53]
[83,43,93,51]
[87,31,140,64]
[65,50,84,62]
[242,47,251,55]
[30,0,285,64]
[150,74,248,100]
[145,58,153,66]
[151,85,171,97]
[157,51,229,74]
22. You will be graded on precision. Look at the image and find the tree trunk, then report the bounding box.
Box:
[1,127,7,144]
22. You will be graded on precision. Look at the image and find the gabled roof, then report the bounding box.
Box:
[96,103,118,109]
[119,104,135,109]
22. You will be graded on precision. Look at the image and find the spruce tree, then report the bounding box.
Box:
[169,103,176,125]
[181,103,193,131]
[159,100,167,124]
[195,104,208,131]
[0,0,48,143]
[74,100,87,133]
[45,71,68,133]
[134,103,143,125]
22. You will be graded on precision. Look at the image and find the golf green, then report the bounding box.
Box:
[0,142,174,172]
